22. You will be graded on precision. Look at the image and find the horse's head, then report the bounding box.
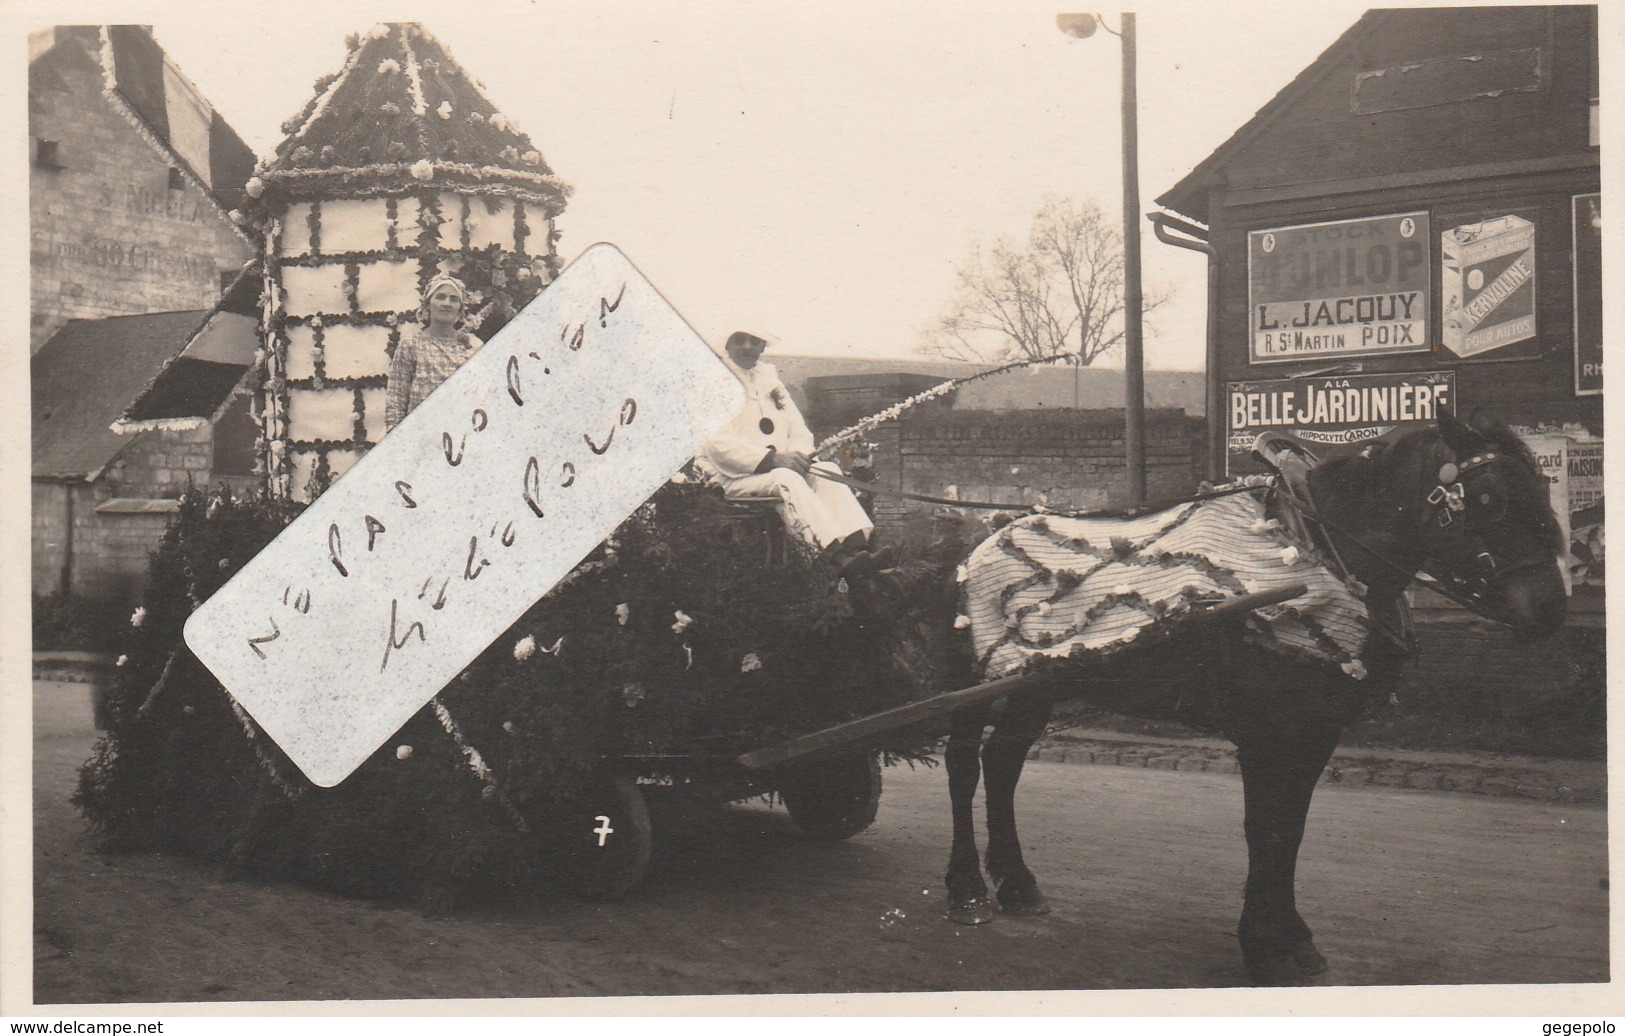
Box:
[1425,410,1567,638]
[1314,410,1567,639]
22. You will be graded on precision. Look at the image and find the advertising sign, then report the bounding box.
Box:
[1568,438,1603,587]
[183,244,745,787]
[1247,212,1429,364]
[1441,214,1537,358]
[1225,369,1455,474]
[1567,439,1603,512]
[1573,194,1603,395]
[1521,433,1573,593]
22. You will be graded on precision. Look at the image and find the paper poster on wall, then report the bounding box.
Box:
[1572,194,1603,395]
[1521,432,1574,594]
[1441,214,1538,359]
[1225,369,1455,475]
[1247,212,1430,364]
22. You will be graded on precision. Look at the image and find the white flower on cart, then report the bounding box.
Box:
[115,655,128,668]
[953,614,972,629]
[130,607,147,628]
[513,635,536,661]
[671,609,694,634]
[740,653,763,673]
[396,745,413,760]
[615,602,631,625]
[1280,546,1300,566]
[1341,659,1368,680]
[502,720,516,733]
[955,564,969,584]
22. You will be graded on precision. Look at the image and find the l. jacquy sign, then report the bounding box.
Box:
[1248,212,1430,364]
[184,244,744,787]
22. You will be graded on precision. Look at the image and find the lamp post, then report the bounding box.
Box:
[1057,11,1145,504]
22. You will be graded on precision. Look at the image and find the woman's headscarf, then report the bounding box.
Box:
[417,272,468,327]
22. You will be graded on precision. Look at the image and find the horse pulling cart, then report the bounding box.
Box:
[541,538,1311,902]
[80,412,1569,984]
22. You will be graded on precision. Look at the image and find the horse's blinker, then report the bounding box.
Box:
[1429,452,1498,528]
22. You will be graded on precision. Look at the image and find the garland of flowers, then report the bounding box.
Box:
[814,355,1059,458]
[305,199,322,255]
[263,258,293,497]
[275,29,367,147]
[228,698,306,801]
[399,27,430,122]
[428,697,530,834]
[253,161,567,198]
[257,187,547,500]
[385,198,400,252]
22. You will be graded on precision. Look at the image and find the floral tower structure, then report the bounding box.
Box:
[234,23,571,500]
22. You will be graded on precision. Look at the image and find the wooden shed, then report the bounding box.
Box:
[1156,5,1599,475]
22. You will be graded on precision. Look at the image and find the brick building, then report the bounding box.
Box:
[1151,7,1603,744]
[29,26,256,605]
[29,26,252,350]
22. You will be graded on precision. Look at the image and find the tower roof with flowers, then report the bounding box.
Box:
[239,22,570,218]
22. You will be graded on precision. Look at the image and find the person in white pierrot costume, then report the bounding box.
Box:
[696,330,878,554]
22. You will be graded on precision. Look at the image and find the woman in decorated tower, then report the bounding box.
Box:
[384,273,483,430]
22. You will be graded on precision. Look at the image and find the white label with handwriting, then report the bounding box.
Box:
[184,243,744,787]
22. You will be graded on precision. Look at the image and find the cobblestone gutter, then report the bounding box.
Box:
[1034,729,1606,805]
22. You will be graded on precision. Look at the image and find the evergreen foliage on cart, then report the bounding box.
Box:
[75,484,968,909]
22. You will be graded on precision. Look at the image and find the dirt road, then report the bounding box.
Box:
[31,680,1608,1005]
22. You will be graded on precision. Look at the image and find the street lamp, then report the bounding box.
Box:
[1057,12,1145,505]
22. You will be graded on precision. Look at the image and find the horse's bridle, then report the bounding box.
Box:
[1274,447,1551,629]
[1419,448,1554,586]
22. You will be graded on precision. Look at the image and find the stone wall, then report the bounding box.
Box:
[105,425,214,499]
[32,480,177,604]
[28,27,250,352]
[863,408,1205,531]
[33,424,219,605]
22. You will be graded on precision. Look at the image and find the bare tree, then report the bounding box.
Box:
[922,196,1169,366]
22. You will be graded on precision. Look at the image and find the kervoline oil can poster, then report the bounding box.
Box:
[1441,214,1538,359]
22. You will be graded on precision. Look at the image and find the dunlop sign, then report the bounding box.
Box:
[1248,212,1430,364]
[1225,370,1456,474]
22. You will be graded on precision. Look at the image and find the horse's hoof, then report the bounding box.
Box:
[1288,941,1328,976]
[1243,942,1328,986]
[997,886,1052,916]
[948,896,997,925]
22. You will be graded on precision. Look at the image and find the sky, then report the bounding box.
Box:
[30,0,1387,368]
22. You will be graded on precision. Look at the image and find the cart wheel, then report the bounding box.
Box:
[548,772,653,900]
[779,752,882,841]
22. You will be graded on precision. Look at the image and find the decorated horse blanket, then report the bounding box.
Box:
[959,490,1372,682]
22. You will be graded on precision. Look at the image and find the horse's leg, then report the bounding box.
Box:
[982,692,1054,915]
[945,702,995,924]
[1234,721,1341,984]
